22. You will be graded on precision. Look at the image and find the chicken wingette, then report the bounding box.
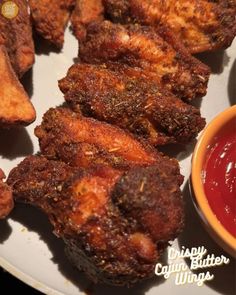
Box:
[80,21,210,101]
[35,108,182,181]
[103,0,236,53]
[59,62,206,145]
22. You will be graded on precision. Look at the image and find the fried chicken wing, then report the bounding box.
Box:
[29,0,75,48]
[80,21,210,101]
[59,62,206,145]
[0,0,35,77]
[0,168,13,219]
[71,0,104,41]
[7,155,184,285]
[0,46,36,126]
[35,107,182,173]
[103,0,236,53]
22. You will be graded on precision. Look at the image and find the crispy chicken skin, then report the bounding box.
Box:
[7,155,184,285]
[59,62,206,145]
[35,108,182,180]
[103,0,130,23]
[0,169,13,219]
[80,21,210,101]
[103,0,236,53]
[71,0,104,41]
[0,0,35,77]
[0,46,36,126]
[29,0,75,48]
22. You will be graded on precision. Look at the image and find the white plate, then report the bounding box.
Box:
[0,28,235,295]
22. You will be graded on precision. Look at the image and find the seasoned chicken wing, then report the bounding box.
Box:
[80,21,210,101]
[0,169,13,219]
[29,0,75,48]
[0,46,36,126]
[7,155,184,285]
[71,0,104,41]
[0,0,34,77]
[59,63,206,145]
[8,105,184,284]
[35,108,182,177]
[103,0,236,53]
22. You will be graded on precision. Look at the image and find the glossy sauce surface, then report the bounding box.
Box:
[204,121,236,237]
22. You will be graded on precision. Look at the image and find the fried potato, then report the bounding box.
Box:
[29,0,75,48]
[0,0,35,77]
[0,46,36,126]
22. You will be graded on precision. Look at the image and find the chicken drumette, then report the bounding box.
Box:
[8,153,183,285]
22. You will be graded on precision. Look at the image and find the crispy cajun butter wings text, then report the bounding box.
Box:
[8,107,184,285]
[103,0,236,53]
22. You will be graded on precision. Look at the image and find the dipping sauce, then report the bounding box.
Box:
[203,120,236,238]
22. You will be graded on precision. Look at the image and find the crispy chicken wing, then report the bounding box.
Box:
[29,0,75,48]
[0,0,35,77]
[103,0,236,53]
[0,168,13,219]
[0,46,36,126]
[35,108,182,177]
[8,107,184,284]
[7,155,184,285]
[59,63,206,145]
[80,21,210,101]
[71,0,104,41]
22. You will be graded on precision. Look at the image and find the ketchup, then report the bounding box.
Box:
[203,120,236,238]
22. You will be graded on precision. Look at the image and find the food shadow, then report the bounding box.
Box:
[10,204,166,295]
[228,59,236,106]
[0,219,12,243]
[34,33,61,56]
[0,128,33,160]
[20,68,34,99]
[178,181,236,295]
[158,139,197,161]
[195,50,229,74]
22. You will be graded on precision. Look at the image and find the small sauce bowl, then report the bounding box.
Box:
[191,106,236,257]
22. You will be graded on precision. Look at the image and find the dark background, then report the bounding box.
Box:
[0,267,41,294]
